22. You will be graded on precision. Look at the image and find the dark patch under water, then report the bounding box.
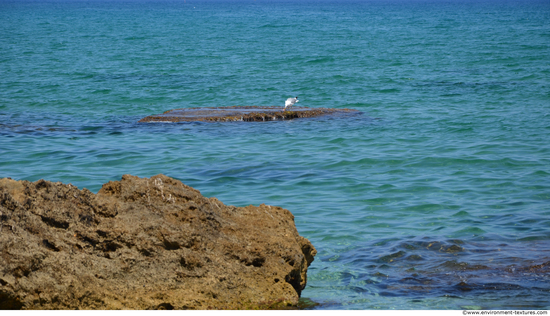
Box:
[310,237,550,309]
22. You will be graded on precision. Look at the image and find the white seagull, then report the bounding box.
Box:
[284,96,299,111]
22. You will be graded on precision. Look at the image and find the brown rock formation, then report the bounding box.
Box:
[138,106,361,123]
[0,174,316,309]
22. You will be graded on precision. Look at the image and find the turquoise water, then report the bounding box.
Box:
[2,0,550,310]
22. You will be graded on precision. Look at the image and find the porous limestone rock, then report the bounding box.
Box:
[0,174,316,309]
[138,106,361,123]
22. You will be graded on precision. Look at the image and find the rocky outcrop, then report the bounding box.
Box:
[0,175,316,309]
[138,106,361,123]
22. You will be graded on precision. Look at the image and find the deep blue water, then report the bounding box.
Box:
[1,0,550,309]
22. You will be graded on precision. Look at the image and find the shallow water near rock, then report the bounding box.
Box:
[1,0,550,310]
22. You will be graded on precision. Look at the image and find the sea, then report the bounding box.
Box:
[1,0,550,310]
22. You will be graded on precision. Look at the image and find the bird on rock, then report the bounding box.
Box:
[284,96,298,111]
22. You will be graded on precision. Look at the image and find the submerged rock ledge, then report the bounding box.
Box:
[138,106,361,123]
[0,175,316,310]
